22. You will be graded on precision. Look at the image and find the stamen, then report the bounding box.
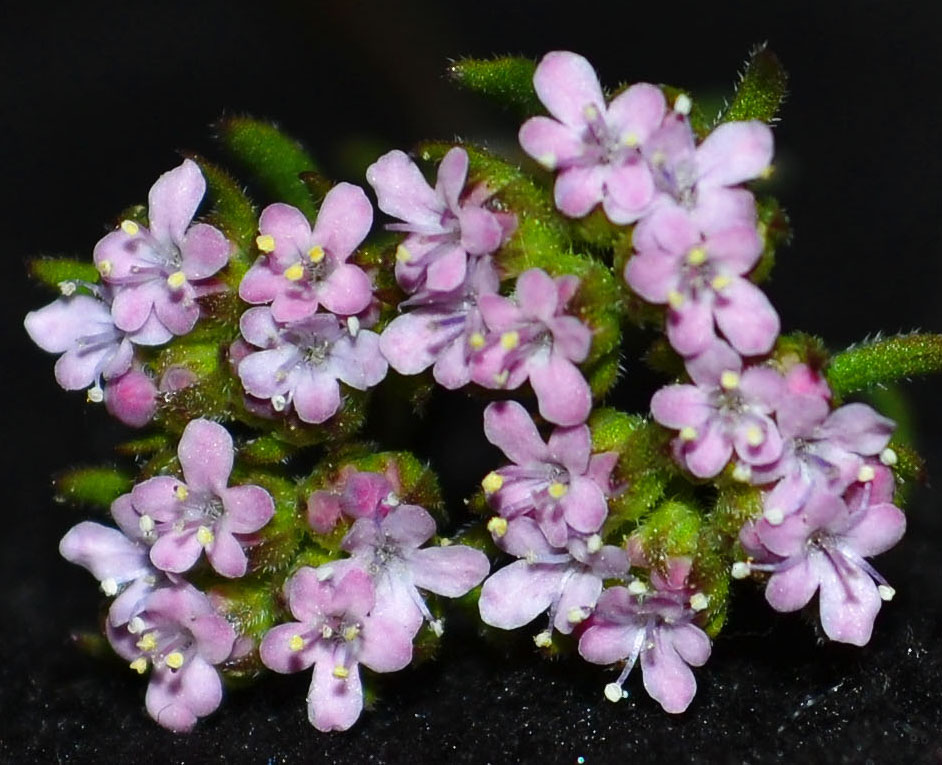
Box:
[732,463,753,483]
[129,658,148,674]
[174,484,188,501]
[166,271,186,289]
[86,384,104,403]
[256,234,276,253]
[745,425,765,447]
[283,263,305,282]
[139,514,155,534]
[586,534,603,554]
[343,625,360,642]
[316,566,334,581]
[533,630,552,648]
[547,481,568,499]
[621,131,640,147]
[347,316,360,337]
[59,280,76,296]
[97,260,113,277]
[567,607,587,624]
[687,246,707,266]
[395,244,411,263]
[482,472,504,494]
[136,632,158,653]
[878,584,896,601]
[430,619,445,637]
[857,464,876,483]
[384,492,400,507]
[538,153,557,170]
[627,579,648,596]
[731,561,751,579]
[493,370,509,386]
[468,332,485,350]
[121,220,140,236]
[332,665,349,679]
[164,652,185,670]
[764,506,785,525]
[720,370,740,390]
[604,682,625,703]
[711,274,731,291]
[486,516,508,537]
[673,93,692,115]
[128,617,146,635]
[879,448,898,467]
[667,290,685,309]
[320,625,333,640]
[690,593,709,611]
[271,394,287,412]
[100,577,118,596]
[196,526,215,547]
[307,245,325,263]
[759,165,775,180]
[679,426,698,442]
[500,331,520,350]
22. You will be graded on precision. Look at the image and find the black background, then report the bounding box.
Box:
[3,1,942,762]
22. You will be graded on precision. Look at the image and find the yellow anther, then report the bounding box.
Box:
[533,630,552,648]
[100,578,118,596]
[745,425,765,447]
[468,332,486,350]
[129,658,148,674]
[621,131,640,147]
[538,153,557,170]
[136,632,158,653]
[679,426,698,442]
[482,472,504,494]
[759,164,775,180]
[690,593,709,612]
[164,652,185,670]
[547,482,568,500]
[289,634,305,652]
[493,370,509,386]
[174,484,188,501]
[583,104,600,121]
[166,270,186,289]
[686,246,707,266]
[283,263,305,282]
[196,526,215,547]
[732,463,752,483]
[486,517,508,537]
[650,150,666,166]
[586,534,603,553]
[332,665,350,679]
[256,234,276,253]
[567,607,587,624]
[858,464,876,483]
[97,260,113,277]
[720,370,740,390]
[711,274,731,291]
[757,221,768,240]
[343,625,360,642]
[395,244,412,263]
[320,625,334,639]
[667,290,685,309]
[121,220,140,236]
[500,331,520,350]
[673,93,693,115]
[139,515,155,534]
[307,245,325,263]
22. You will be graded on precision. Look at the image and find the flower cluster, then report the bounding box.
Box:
[28,47,925,732]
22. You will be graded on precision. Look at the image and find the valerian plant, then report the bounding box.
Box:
[25,46,942,732]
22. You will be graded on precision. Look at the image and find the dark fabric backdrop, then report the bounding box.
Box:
[3,1,942,762]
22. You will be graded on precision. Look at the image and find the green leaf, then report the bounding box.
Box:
[717,44,788,125]
[55,467,132,509]
[217,116,320,218]
[447,56,541,116]
[240,434,296,465]
[826,333,942,398]
[28,257,99,291]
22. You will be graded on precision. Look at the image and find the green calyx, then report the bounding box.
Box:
[446,56,541,117]
[826,333,942,399]
[54,466,133,510]
[717,43,788,125]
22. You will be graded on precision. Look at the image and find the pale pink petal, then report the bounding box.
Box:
[483,400,548,466]
[641,635,698,713]
[206,529,248,578]
[553,570,602,634]
[435,147,469,211]
[683,421,732,478]
[529,355,592,426]
[293,371,341,424]
[533,51,605,127]
[817,556,881,646]
[712,278,780,356]
[765,556,819,612]
[554,165,606,218]
[181,223,230,280]
[516,268,560,322]
[624,251,681,303]
[221,485,274,533]
[148,159,205,245]
[366,150,443,228]
[842,504,906,557]
[666,294,715,357]
[358,615,414,673]
[547,425,591,473]
[308,646,364,731]
[478,561,564,629]
[696,121,774,190]
[258,203,313,260]
[519,116,585,168]
[238,260,283,305]
[650,385,712,429]
[606,83,666,142]
[178,419,234,493]
[410,545,490,596]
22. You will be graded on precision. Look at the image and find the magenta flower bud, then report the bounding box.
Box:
[105,369,158,427]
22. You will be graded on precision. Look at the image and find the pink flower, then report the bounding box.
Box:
[259,566,414,732]
[366,147,507,293]
[738,478,905,646]
[379,255,500,389]
[625,198,778,356]
[472,268,593,426]
[106,583,236,732]
[118,419,275,578]
[307,470,400,534]
[578,584,711,713]
[478,517,628,636]
[341,505,490,635]
[519,51,666,223]
[93,159,231,337]
[481,400,617,547]
[651,341,785,478]
[105,369,158,427]
[237,307,388,425]
[239,184,373,321]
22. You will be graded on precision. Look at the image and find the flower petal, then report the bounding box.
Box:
[311,182,373,260]
[147,159,205,245]
[533,51,605,127]
[178,419,234,493]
